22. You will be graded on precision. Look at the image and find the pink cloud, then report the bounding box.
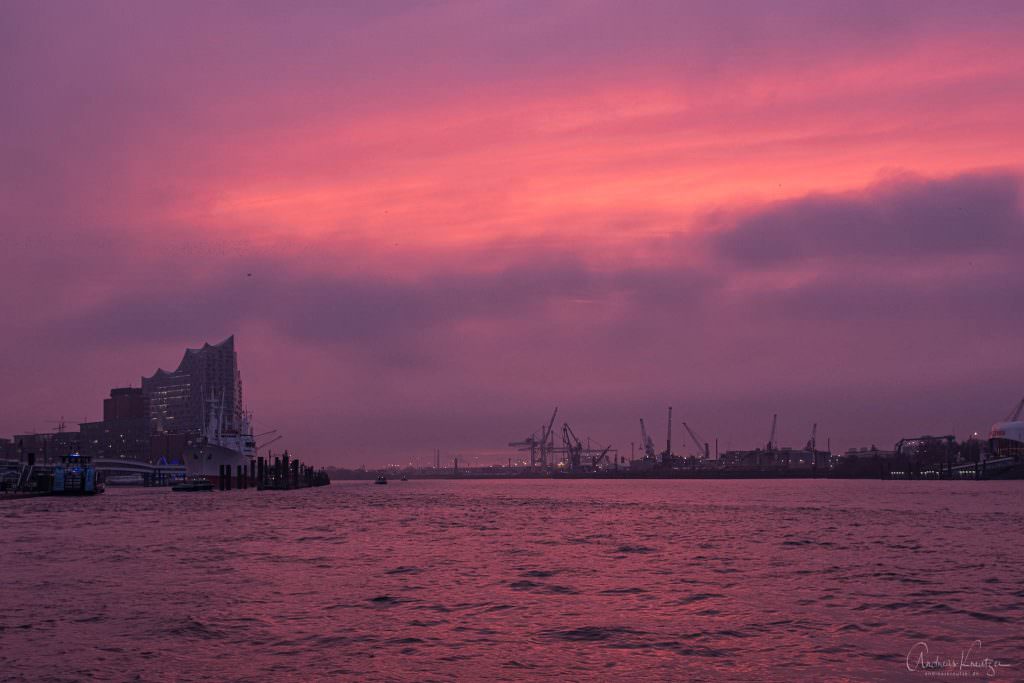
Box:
[3,3,1024,461]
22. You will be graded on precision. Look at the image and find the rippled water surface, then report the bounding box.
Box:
[2,480,1021,682]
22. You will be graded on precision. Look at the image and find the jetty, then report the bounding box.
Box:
[216,451,330,491]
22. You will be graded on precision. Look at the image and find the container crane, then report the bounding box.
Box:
[805,423,817,452]
[508,407,558,467]
[562,423,583,469]
[663,406,673,464]
[683,422,708,460]
[1005,397,1024,422]
[767,414,778,452]
[540,407,558,467]
[591,444,612,468]
[639,419,656,460]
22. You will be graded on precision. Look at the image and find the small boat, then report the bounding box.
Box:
[172,477,215,492]
[375,475,388,485]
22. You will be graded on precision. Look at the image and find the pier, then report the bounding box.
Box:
[216,451,329,491]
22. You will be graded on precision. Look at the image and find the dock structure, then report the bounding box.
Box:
[255,451,330,490]
[215,452,327,491]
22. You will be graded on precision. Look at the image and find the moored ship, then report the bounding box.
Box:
[180,391,258,481]
[989,396,1024,459]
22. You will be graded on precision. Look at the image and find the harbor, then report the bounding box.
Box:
[3,339,1022,500]
[328,404,1024,482]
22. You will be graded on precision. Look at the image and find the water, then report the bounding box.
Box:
[1,480,1021,682]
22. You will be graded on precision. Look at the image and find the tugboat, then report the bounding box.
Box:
[52,453,104,495]
[172,476,215,492]
[375,475,388,485]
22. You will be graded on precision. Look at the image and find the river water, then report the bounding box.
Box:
[1,480,1020,682]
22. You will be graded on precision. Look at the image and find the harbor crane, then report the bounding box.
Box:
[767,414,778,452]
[540,407,558,467]
[507,434,540,467]
[805,423,817,452]
[509,407,558,467]
[562,423,583,469]
[663,406,673,464]
[683,422,708,460]
[510,409,617,470]
[639,419,657,460]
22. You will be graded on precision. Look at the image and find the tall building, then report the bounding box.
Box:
[80,387,150,461]
[104,387,145,421]
[141,336,244,436]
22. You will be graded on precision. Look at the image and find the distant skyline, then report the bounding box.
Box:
[3,2,1024,465]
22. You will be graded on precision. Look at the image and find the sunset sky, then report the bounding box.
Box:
[3,1,1024,464]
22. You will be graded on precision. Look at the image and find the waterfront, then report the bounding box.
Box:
[1,480,1021,682]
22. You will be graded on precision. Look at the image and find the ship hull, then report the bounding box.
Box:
[181,442,254,477]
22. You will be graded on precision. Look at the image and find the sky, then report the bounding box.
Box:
[2,1,1024,465]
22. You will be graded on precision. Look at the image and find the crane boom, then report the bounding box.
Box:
[683,422,706,459]
[666,406,672,458]
[562,423,584,469]
[543,407,558,445]
[1006,397,1024,422]
[256,434,283,452]
[590,444,612,467]
[767,414,778,451]
[639,419,656,459]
